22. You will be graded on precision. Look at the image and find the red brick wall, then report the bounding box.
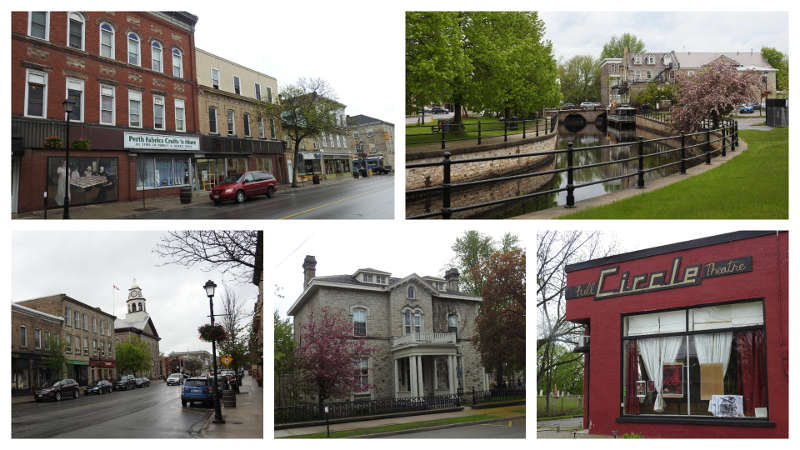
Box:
[12,12,197,132]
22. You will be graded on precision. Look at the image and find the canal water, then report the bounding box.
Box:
[486,120,701,218]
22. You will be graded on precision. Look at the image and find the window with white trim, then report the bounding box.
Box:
[448,314,458,334]
[100,22,114,58]
[257,115,265,138]
[407,285,416,299]
[355,358,369,391]
[24,69,47,118]
[172,48,183,78]
[65,334,71,352]
[254,83,261,100]
[267,87,272,103]
[28,12,49,40]
[174,99,186,132]
[208,106,218,134]
[243,112,251,136]
[151,41,163,72]
[363,273,372,283]
[128,90,142,128]
[65,77,84,122]
[83,337,89,354]
[67,12,85,50]
[127,32,140,66]
[269,119,276,139]
[211,68,220,89]
[74,336,80,354]
[153,95,165,130]
[233,76,241,95]
[45,330,50,349]
[92,316,97,333]
[634,55,642,64]
[353,308,367,337]
[647,55,655,64]
[20,326,27,347]
[92,339,97,355]
[82,313,88,330]
[227,109,235,135]
[99,84,115,125]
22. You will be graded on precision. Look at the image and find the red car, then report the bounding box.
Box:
[210,171,277,204]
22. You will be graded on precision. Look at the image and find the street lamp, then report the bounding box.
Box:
[204,280,225,424]
[62,99,75,219]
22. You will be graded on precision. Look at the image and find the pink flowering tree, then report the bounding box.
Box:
[295,307,375,410]
[671,61,759,132]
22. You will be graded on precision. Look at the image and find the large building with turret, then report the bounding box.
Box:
[114,280,162,379]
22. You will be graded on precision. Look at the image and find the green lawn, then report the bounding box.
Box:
[537,396,583,419]
[406,117,545,146]
[559,128,788,219]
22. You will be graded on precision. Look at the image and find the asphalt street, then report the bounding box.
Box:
[129,174,394,219]
[390,418,526,439]
[12,382,211,438]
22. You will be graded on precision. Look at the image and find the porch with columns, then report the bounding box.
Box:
[392,352,461,399]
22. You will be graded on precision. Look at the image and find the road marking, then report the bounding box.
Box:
[277,190,376,220]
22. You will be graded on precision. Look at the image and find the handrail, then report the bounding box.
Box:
[406,114,558,150]
[406,117,738,219]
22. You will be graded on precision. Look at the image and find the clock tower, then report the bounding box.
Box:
[126,279,148,318]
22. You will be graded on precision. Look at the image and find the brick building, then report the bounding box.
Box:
[288,256,488,401]
[347,114,395,169]
[11,303,64,395]
[11,11,200,214]
[16,294,117,387]
[194,48,287,187]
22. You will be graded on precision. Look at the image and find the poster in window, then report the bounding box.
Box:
[47,157,119,208]
[635,380,647,398]
[662,362,684,398]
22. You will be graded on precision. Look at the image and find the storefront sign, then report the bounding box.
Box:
[566,256,752,300]
[124,132,199,151]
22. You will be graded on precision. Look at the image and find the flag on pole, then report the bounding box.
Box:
[113,284,120,291]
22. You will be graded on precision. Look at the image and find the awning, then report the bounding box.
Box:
[67,360,89,366]
[299,152,322,160]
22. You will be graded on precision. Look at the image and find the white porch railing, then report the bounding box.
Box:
[392,332,456,347]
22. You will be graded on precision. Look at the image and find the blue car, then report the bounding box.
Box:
[181,377,215,407]
[739,104,753,113]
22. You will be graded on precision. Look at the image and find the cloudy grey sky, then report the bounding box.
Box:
[11,231,259,355]
[539,11,789,62]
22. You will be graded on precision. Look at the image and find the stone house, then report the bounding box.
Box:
[347,114,395,169]
[288,255,488,401]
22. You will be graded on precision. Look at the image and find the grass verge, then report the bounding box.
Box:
[284,404,525,438]
[559,128,788,219]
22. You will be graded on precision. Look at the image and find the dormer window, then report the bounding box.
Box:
[376,275,386,284]
[407,285,416,299]
[647,55,655,65]
[364,273,373,283]
[633,55,642,64]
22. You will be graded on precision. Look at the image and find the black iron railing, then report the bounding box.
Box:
[275,392,462,424]
[406,115,558,150]
[406,118,738,219]
[471,387,526,405]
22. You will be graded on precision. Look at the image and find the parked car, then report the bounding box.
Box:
[739,104,754,113]
[431,106,449,114]
[86,380,113,395]
[181,377,215,407]
[560,103,577,110]
[750,102,762,111]
[135,377,151,388]
[210,171,277,205]
[34,378,80,402]
[113,375,136,391]
[166,373,183,386]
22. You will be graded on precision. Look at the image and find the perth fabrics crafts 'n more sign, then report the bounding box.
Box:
[565,256,752,300]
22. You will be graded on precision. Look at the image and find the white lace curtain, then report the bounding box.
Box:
[693,332,733,374]
[637,336,683,412]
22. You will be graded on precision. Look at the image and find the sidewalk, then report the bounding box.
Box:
[13,175,359,220]
[274,404,524,438]
[203,374,263,438]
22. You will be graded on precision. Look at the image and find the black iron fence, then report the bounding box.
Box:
[639,111,671,124]
[406,118,738,219]
[406,115,558,150]
[471,386,527,406]
[275,393,462,424]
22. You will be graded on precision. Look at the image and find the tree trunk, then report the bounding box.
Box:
[291,141,300,188]
[452,97,463,125]
[504,106,512,124]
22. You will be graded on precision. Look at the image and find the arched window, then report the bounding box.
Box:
[404,310,411,335]
[448,314,458,335]
[127,32,140,66]
[137,303,142,312]
[67,12,85,50]
[99,22,115,58]
[151,41,163,72]
[172,48,183,78]
[353,308,366,337]
[407,285,415,299]
[403,309,422,337]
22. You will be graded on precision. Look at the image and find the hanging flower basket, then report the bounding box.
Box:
[43,136,62,149]
[71,139,91,150]
[198,323,227,342]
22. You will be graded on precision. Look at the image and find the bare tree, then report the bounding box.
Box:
[219,286,250,339]
[153,230,258,283]
[537,231,618,411]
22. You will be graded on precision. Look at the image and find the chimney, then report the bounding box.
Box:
[302,255,317,288]
[445,268,459,292]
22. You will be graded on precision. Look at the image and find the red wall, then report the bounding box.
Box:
[565,233,788,438]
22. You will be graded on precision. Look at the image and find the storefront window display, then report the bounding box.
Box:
[300,158,321,176]
[136,156,190,189]
[47,157,118,208]
[255,158,273,174]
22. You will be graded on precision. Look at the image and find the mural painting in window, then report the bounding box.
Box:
[47,157,118,208]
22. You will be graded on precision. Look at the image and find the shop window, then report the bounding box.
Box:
[353,308,367,337]
[100,22,114,58]
[128,90,142,128]
[622,300,767,419]
[67,12,85,50]
[256,158,272,173]
[211,68,220,89]
[127,32,140,66]
[136,156,191,189]
[233,76,241,95]
[172,48,183,78]
[151,41,163,72]
[65,77,84,122]
[175,99,186,132]
[100,84,115,125]
[48,157,118,209]
[28,12,49,40]
[208,106,218,134]
[153,95,165,130]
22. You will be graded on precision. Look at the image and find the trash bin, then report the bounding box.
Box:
[222,389,236,407]
[179,186,192,204]
[312,174,320,184]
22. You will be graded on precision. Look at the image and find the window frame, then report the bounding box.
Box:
[211,68,220,89]
[99,22,115,59]
[66,12,85,51]
[407,285,416,299]
[28,11,50,41]
[99,83,116,126]
[267,87,273,103]
[174,98,186,132]
[254,82,261,100]
[20,325,27,348]
[65,77,85,123]
[151,40,163,73]
[257,115,265,138]
[128,90,142,128]
[233,75,241,95]
[352,307,367,337]
[208,106,218,134]
[153,94,166,130]
[243,112,251,137]
[226,109,235,135]
[127,32,141,66]
[172,48,183,78]
[24,68,48,119]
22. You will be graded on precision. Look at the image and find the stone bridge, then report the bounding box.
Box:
[544,108,608,133]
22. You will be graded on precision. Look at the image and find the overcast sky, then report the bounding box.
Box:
[11,231,259,356]
[539,11,789,63]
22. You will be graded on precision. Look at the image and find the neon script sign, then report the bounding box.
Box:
[566,256,752,300]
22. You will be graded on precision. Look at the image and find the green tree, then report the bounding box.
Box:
[558,55,600,104]
[116,336,152,376]
[761,47,788,92]
[42,337,67,382]
[600,33,645,59]
[274,311,295,375]
[537,343,583,396]
[258,78,346,187]
[633,82,676,108]
[184,357,203,375]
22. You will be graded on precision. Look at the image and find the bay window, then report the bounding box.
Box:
[622,300,767,419]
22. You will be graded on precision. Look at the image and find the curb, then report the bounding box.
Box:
[275,406,464,430]
[471,399,526,410]
[190,410,215,438]
[353,415,526,439]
